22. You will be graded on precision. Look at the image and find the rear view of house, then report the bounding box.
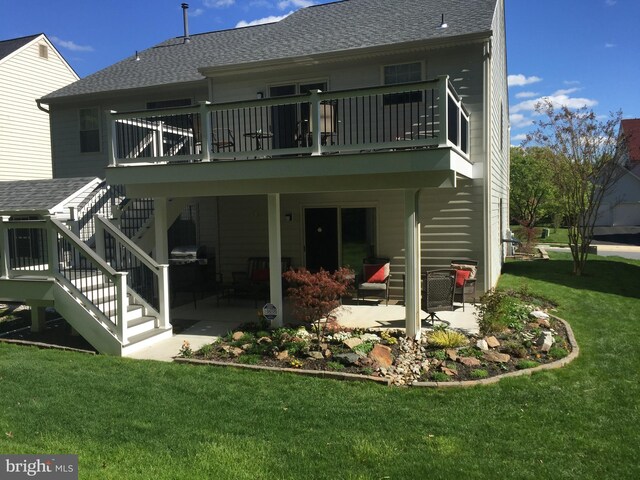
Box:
[0,34,78,180]
[1,0,510,354]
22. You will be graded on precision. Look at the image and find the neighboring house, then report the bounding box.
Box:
[597,119,640,227]
[0,34,79,180]
[1,0,509,354]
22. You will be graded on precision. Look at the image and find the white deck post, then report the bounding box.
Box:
[157,264,170,329]
[199,101,212,162]
[95,216,106,260]
[309,90,322,156]
[267,193,283,327]
[438,75,449,148]
[116,272,128,344]
[0,217,9,278]
[153,197,169,263]
[107,110,117,167]
[404,189,422,339]
[46,217,59,275]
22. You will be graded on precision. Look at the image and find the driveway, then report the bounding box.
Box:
[543,244,640,261]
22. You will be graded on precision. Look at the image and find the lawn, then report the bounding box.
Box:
[1,252,639,479]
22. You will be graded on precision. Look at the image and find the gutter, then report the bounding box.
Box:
[36,99,49,114]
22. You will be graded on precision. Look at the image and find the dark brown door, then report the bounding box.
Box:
[304,208,338,272]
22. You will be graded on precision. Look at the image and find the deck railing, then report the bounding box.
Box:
[108,75,470,166]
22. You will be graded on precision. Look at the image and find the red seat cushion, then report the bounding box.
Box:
[455,269,470,288]
[251,268,270,282]
[364,264,387,283]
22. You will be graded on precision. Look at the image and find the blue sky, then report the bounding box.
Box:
[3,0,638,144]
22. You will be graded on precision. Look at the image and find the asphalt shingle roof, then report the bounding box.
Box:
[42,0,496,101]
[0,34,40,62]
[0,177,97,214]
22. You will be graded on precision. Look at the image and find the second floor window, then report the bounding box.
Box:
[383,62,422,105]
[79,108,100,153]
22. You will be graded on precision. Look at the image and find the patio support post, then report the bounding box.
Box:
[199,101,212,162]
[153,197,169,263]
[438,75,449,148]
[107,110,117,167]
[309,89,322,156]
[0,217,9,278]
[267,193,283,327]
[404,188,422,339]
[28,304,47,333]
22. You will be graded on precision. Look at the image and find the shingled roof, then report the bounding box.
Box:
[0,34,41,63]
[42,0,497,101]
[0,177,99,215]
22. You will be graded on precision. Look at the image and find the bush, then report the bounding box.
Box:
[470,369,489,379]
[476,289,530,335]
[516,359,539,370]
[548,347,569,359]
[427,329,468,348]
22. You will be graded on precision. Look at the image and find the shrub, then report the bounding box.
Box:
[430,372,450,382]
[197,343,215,358]
[178,340,193,358]
[427,329,468,348]
[470,369,489,379]
[476,289,530,335]
[327,361,345,371]
[548,347,569,359]
[516,359,539,370]
[237,354,262,365]
[501,340,528,358]
[352,342,375,355]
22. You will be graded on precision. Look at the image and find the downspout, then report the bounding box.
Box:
[483,38,493,291]
[36,99,49,114]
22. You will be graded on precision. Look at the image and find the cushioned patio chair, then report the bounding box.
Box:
[357,257,390,305]
[450,259,478,311]
[232,257,291,307]
[422,269,456,326]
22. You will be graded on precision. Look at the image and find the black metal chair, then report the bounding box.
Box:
[422,269,456,326]
[450,259,478,311]
[357,257,390,305]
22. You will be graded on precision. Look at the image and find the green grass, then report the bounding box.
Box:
[1,252,639,479]
[511,225,569,245]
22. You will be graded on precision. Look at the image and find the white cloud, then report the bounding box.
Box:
[236,12,292,27]
[511,133,528,142]
[564,80,581,86]
[509,113,533,129]
[552,88,579,96]
[605,0,617,6]
[190,8,204,17]
[278,0,315,9]
[508,74,542,87]
[515,91,538,99]
[204,0,235,7]
[605,43,616,48]
[50,36,94,52]
[511,93,598,114]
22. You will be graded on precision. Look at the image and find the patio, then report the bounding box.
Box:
[128,295,479,361]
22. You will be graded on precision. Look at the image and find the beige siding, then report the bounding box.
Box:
[0,37,78,180]
[486,0,510,288]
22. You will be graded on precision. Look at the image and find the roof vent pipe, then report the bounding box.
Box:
[181,3,190,43]
[438,14,448,29]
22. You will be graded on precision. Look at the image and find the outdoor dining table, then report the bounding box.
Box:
[243,131,273,150]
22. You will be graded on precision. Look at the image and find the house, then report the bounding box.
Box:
[1,0,509,355]
[0,34,79,180]
[596,118,640,228]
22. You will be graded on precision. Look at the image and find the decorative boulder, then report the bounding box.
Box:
[369,344,393,368]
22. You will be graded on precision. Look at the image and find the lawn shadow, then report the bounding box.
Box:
[503,256,640,300]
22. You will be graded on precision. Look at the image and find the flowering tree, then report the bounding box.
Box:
[527,101,624,275]
[282,267,354,339]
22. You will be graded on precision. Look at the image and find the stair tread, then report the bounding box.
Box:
[126,327,172,346]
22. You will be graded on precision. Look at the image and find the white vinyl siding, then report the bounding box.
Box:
[0,36,78,180]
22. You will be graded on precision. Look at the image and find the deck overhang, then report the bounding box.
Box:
[106,147,473,198]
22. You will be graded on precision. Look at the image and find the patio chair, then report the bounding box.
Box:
[422,269,456,326]
[450,259,478,311]
[212,128,235,152]
[357,257,390,305]
[232,257,292,307]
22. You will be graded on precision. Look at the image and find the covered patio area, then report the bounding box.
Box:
[128,296,479,361]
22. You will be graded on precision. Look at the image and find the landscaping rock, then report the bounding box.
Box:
[307,351,324,360]
[323,349,332,358]
[476,339,489,351]
[485,336,500,348]
[334,352,361,365]
[257,336,272,344]
[483,351,511,363]
[276,350,289,361]
[343,337,363,349]
[231,331,245,341]
[240,343,252,351]
[536,331,555,352]
[537,318,552,329]
[446,349,458,361]
[459,356,482,367]
[441,366,457,377]
[369,344,393,368]
[530,310,550,320]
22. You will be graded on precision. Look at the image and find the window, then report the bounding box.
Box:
[383,62,422,105]
[79,108,100,153]
[38,44,48,59]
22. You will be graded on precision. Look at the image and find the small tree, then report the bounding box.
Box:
[282,267,354,340]
[527,101,624,275]
[510,146,561,250]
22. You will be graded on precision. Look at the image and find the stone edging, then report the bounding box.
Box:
[412,316,579,388]
[174,316,578,388]
[0,337,96,355]
[173,357,391,386]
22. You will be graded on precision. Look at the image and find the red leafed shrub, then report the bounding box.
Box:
[283,267,354,327]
